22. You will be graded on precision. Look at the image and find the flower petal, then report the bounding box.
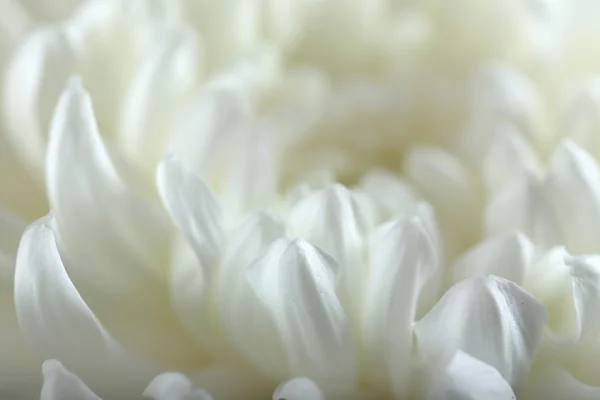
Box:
[272,378,324,400]
[15,215,159,398]
[0,208,40,399]
[485,173,561,251]
[362,216,438,395]
[415,276,547,390]
[288,184,374,314]
[64,0,162,139]
[3,26,75,173]
[221,137,278,219]
[144,373,213,400]
[547,140,600,254]
[452,233,533,285]
[18,0,83,21]
[406,147,480,260]
[157,156,223,276]
[563,79,600,158]
[218,211,285,354]
[46,78,200,369]
[359,169,418,220]
[168,85,247,179]
[540,254,600,348]
[482,126,541,195]
[234,238,358,387]
[426,351,516,400]
[167,236,213,352]
[0,207,25,285]
[566,255,600,345]
[119,27,201,170]
[41,360,102,400]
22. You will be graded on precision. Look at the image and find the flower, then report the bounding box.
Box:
[4,0,600,399]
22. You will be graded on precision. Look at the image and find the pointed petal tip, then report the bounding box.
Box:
[41,359,63,376]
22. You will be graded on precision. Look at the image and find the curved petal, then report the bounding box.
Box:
[0,207,25,285]
[231,238,358,387]
[288,184,374,315]
[119,27,201,170]
[362,216,438,396]
[405,147,480,260]
[15,215,159,398]
[485,173,561,251]
[218,211,285,354]
[221,137,278,219]
[482,126,541,195]
[157,156,223,276]
[540,254,600,349]
[167,236,213,352]
[168,85,247,179]
[415,275,547,391]
[64,0,163,139]
[566,255,600,345]
[359,169,418,220]
[0,208,40,399]
[547,140,600,254]
[426,351,515,400]
[144,373,213,400]
[41,360,101,400]
[46,78,201,369]
[273,378,324,400]
[563,79,600,158]
[3,26,75,174]
[452,233,533,285]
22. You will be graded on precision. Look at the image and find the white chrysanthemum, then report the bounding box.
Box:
[14,79,538,400]
[3,0,600,399]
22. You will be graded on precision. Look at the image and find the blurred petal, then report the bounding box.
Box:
[415,276,547,390]
[547,140,600,254]
[452,233,533,285]
[359,169,418,220]
[0,208,40,399]
[406,147,480,259]
[523,364,600,400]
[64,0,162,138]
[482,125,541,195]
[0,0,31,46]
[157,156,223,275]
[167,236,213,352]
[222,137,278,219]
[0,207,25,285]
[41,360,101,400]
[168,86,247,177]
[3,26,75,174]
[15,215,159,398]
[563,79,600,158]
[426,351,515,400]
[363,217,438,395]
[273,378,324,400]
[18,0,82,21]
[485,173,561,251]
[144,373,213,400]
[46,78,201,369]
[119,27,201,170]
